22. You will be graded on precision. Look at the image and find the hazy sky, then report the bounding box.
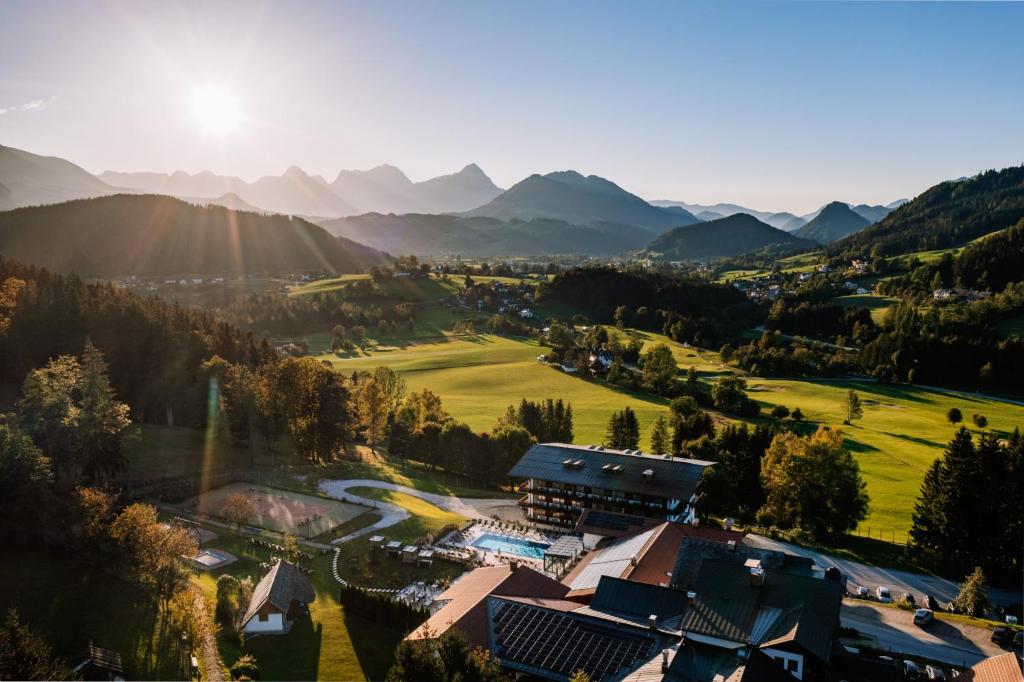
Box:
[1,1,1022,213]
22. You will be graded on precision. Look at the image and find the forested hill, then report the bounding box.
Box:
[0,256,273,427]
[644,213,813,261]
[320,212,653,256]
[830,166,1024,259]
[0,194,388,277]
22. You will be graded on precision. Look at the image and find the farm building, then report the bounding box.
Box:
[508,443,714,529]
[241,560,315,635]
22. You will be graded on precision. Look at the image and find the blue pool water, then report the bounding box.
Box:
[471,532,551,559]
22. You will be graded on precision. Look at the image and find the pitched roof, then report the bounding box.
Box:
[590,576,690,631]
[966,653,1024,682]
[664,643,795,682]
[670,536,813,590]
[508,443,714,499]
[486,595,660,681]
[678,560,842,662]
[242,560,315,625]
[407,564,568,647]
[563,522,690,598]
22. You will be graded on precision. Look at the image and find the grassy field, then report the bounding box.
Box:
[315,324,1024,543]
[0,550,187,679]
[832,293,900,324]
[997,313,1024,338]
[315,333,676,444]
[745,378,1024,541]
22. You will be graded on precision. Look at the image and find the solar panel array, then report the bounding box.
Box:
[585,510,647,531]
[492,600,655,680]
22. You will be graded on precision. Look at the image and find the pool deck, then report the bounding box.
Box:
[441,521,566,571]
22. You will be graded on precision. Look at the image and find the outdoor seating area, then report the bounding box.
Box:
[248,537,316,575]
[395,580,447,610]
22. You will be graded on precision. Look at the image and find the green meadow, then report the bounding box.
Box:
[316,329,1024,543]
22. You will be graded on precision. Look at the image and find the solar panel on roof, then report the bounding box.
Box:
[491,600,655,680]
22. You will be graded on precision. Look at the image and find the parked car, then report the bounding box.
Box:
[903,592,916,606]
[1006,615,1019,625]
[1013,631,1023,649]
[855,586,869,598]
[877,586,893,603]
[913,608,934,627]
[991,626,1011,645]
[924,594,940,611]
[903,659,920,680]
[925,665,947,680]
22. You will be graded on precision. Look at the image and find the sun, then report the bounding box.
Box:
[189,85,243,134]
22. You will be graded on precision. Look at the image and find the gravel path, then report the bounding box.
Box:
[317,478,522,545]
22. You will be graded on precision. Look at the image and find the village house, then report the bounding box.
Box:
[240,560,315,636]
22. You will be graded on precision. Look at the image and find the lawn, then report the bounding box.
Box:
[314,333,676,445]
[832,293,900,324]
[193,531,404,681]
[745,378,1024,541]
[0,550,187,679]
[318,324,1024,544]
[997,313,1024,339]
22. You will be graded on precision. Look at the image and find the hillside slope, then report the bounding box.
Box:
[0,194,386,277]
[321,212,650,256]
[467,171,697,230]
[0,144,115,208]
[831,166,1024,258]
[795,201,871,243]
[645,213,813,261]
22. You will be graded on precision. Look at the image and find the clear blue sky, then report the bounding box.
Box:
[1,0,1021,213]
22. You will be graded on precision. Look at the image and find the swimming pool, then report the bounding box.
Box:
[471,532,551,559]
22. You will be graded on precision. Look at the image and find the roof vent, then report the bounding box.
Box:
[749,566,766,587]
[573,459,585,468]
[588,445,597,450]
[630,554,639,566]
[602,463,614,473]
[613,464,623,473]
[643,468,655,480]
[562,458,574,468]
[648,614,658,630]
[687,591,696,605]
[727,540,737,552]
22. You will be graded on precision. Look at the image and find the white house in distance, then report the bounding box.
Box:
[241,560,315,635]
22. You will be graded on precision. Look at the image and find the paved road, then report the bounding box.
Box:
[317,478,522,544]
[841,600,1007,668]
[747,535,1022,607]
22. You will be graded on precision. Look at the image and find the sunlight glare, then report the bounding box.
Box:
[189,85,244,134]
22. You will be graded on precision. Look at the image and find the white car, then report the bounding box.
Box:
[1006,615,1019,625]
[876,586,893,603]
[855,586,869,598]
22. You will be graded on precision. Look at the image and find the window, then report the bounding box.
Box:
[258,612,268,622]
[787,659,798,672]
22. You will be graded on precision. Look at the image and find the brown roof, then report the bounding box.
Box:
[242,560,315,625]
[407,564,568,647]
[966,653,1024,682]
[563,522,713,601]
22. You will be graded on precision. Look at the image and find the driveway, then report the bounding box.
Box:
[746,535,1022,607]
[317,478,522,544]
[841,600,1007,668]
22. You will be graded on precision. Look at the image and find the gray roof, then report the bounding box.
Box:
[678,560,842,662]
[242,560,315,625]
[670,537,814,590]
[508,443,714,500]
[590,576,689,630]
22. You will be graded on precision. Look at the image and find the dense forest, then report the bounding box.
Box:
[538,266,761,346]
[830,166,1024,259]
[0,194,388,277]
[0,256,273,427]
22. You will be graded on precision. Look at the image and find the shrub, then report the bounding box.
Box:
[231,654,258,680]
[770,405,790,419]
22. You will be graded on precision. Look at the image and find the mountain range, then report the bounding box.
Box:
[643,213,814,262]
[651,200,806,231]
[0,194,387,277]
[98,162,502,217]
[794,201,871,244]
[468,171,699,231]
[0,144,116,209]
